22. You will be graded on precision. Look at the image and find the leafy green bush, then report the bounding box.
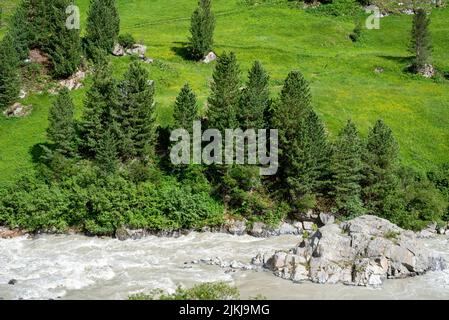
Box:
[129,282,240,300]
[117,34,135,49]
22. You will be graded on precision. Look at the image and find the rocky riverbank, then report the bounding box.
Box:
[252,215,447,287]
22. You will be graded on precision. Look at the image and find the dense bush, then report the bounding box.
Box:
[129,282,240,300]
[117,34,136,49]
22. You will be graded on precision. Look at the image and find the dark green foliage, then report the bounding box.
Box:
[382,167,447,230]
[44,0,82,78]
[238,61,270,130]
[96,126,119,174]
[19,0,48,48]
[272,71,328,207]
[428,163,449,220]
[0,34,21,110]
[117,33,135,49]
[118,61,156,160]
[189,0,215,60]
[206,52,240,131]
[6,2,31,61]
[79,59,120,158]
[329,120,365,217]
[410,8,432,71]
[362,120,399,214]
[173,83,199,132]
[85,0,120,55]
[47,88,77,156]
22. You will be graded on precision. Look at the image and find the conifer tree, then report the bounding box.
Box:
[0,34,21,110]
[47,88,77,156]
[85,0,120,55]
[238,61,270,130]
[96,125,118,174]
[329,120,365,216]
[45,0,81,78]
[173,83,199,132]
[362,120,399,213]
[119,61,156,160]
[271,71,330,207]
[7,1,31,61]
[189,0,215,60]
[410,8,432,72]
[207,52,240,131]
[79,58,120,158]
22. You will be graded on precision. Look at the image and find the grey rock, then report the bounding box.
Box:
[257,215,446,287]
[319,213,335,225]
[3,103,32,118]
[8,279,17,285]
[202,51,217,64]
[112,43,125,56]
[303,221,315,231]
[249,222,266,237]
[227,220,247,235]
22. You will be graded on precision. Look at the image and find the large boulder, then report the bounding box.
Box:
[256,215,446,286]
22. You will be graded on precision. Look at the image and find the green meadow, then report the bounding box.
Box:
[0,0,448,187]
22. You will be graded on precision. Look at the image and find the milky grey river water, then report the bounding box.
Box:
[1,232,449,300]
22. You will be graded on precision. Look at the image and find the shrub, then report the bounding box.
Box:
[117,34,135,49]
[129,282,240,300]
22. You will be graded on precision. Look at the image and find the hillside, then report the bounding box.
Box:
[0,0,448,188]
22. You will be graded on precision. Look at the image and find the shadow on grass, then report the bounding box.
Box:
[29,143,52,164]
[171,41,194,61]
[377,54,414,65]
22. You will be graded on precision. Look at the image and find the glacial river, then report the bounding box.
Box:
[0,232,448,300]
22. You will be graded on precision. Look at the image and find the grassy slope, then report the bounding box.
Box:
[0,0,448,188]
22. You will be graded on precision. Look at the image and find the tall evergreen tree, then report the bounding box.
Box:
[329,120,365,216]
[189,0,215,60]
[207,51,240,131]
[238,61,270,130]
[96,125,118,174]
[362,120,399,214]
[173,83,199,132]
[0,34,21,110]
[79,58,120,158]
[7,1,31,61]
[45,0,81,78]
[410,8,432,72]
[118,61,156,160]
[271,71,329,207]
[47,88,77,156]
[85,0,120,55]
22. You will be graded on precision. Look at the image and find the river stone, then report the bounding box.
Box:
[256,215,447,286]
[227,220,246,235]
[249,222,266,237]
[319,213,335,225]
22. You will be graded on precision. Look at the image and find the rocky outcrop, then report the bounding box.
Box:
[113,43,154,64]
[0,227,26,238]
[254,215,446,286]
[3,103,32,117]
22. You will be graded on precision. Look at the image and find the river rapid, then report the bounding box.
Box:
[1,232,448,300]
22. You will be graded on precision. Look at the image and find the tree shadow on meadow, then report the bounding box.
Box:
[29,143,52,165]
[171,41,193,61]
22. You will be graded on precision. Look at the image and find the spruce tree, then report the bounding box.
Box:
[238,61,270,130]
[173,83,199,132]
[0,34,21,110]
[271,71,330,207]
[119,61,156,160]
[45,0,81,78]
[85,0,120,55]
[329,120,365,217]
[7,1,31,61]
[207,51,240,131]
[47,88,77,156]
[79,58,120,158]
[96,125,118,174]
[410,8,432,72]
[362,120,399,214]
[189,0,215,60]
